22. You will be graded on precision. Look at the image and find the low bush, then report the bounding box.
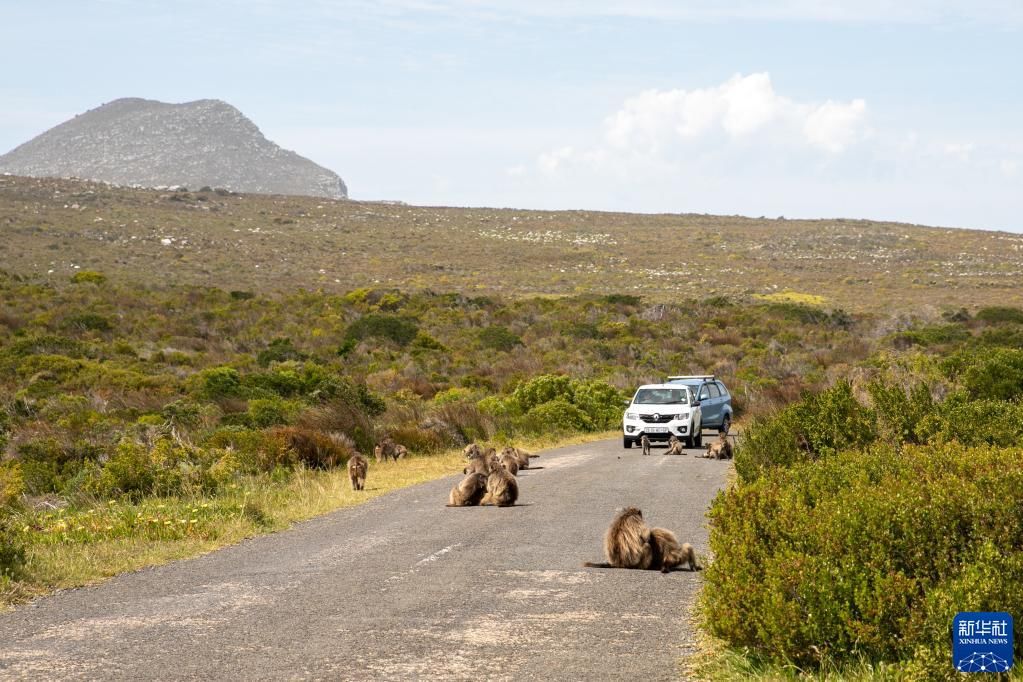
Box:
[524,398,593,433]
[345,313,419,347]
[704,444,1023,675]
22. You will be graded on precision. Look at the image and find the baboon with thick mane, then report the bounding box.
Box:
[480,467,518,507]
[446,472,488,506]
[584,507,701,572]
[584,507,653,569]
[347,453,368,491]
[640,435,651,456]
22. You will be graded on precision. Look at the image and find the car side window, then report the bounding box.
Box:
[716,381,729,397]
[707,384,721,399]
[699,386,710,401]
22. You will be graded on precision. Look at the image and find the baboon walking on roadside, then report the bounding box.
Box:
[640,435,651,456]
[480,467,518,507]
[347,453,367,491]
[446,472,488,506]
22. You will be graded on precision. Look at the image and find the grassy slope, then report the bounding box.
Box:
[2,175,1022,312]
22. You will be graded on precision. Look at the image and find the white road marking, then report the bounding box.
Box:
[384,544,463,585]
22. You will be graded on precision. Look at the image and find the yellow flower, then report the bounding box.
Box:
[163,520,172,525]
[105,526,114,531]
[189,519,198,524]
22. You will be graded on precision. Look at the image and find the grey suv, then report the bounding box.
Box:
[666,375,733,434]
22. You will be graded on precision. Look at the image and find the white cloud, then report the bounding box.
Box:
[588,73,867,164]
[803,99,867,153]
[1001,159,1020,176]
[943,141,976,161]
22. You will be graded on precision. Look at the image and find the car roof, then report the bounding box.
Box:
[665,378,713,387]
[635,383,693,391]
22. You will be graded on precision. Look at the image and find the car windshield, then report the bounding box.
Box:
[633,388,689,405]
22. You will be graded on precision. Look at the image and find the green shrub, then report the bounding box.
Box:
[955,348,1023,401]
[704,443,1023,671]
[478,325,522,351]
[62,312,113,333]
[915,396,1023,447]
[891,324,970,348]
[570,379,626,430]
[525,398,593,433]
[0,461,24,507]
[975,306,1023,324]
[247,398,300,428]
[256,338,306,367]
[735,381,876,481]
[69,270,107,284]
[432,387,476,405]
[345,313,419,347]
[512,374,574,412]
[0,523,26,579]
[191,366,243,400]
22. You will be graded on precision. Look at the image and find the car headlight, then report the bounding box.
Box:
[625,412,638,420]
[678,411,690,420]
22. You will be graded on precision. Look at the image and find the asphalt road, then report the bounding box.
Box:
[0,437,730,681]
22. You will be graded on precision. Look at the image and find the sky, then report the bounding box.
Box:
[1,1,1021,232]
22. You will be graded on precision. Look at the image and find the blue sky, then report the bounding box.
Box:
[2,1,1021,231]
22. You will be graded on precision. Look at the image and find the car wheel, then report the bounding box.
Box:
[720,414,731,435]
[694,430,702,448]
[623,437,632,449]
[684,435,694,448]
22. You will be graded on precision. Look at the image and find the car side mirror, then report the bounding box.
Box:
[692,400,701,407]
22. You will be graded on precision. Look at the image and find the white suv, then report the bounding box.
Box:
[622,383,703,449]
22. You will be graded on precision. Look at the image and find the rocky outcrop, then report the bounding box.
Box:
[0,98,347,199]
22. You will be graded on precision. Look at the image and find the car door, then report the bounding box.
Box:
[699,383,720,427]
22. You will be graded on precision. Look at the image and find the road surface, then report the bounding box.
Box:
[0,437,730,681]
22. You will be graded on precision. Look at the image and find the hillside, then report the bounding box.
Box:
[0,99,346,199]
[1,175,1021,312]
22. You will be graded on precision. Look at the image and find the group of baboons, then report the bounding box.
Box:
[344,435,410,491]
[447,443,537,507]
[639,433,733,460]
[348,433,712,574]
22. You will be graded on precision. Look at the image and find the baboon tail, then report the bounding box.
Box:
[582,561,613,568]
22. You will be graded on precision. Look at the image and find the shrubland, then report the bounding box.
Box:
[703,311,1023,679]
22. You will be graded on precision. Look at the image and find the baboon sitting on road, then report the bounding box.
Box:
[347,453,367,491]
[584,507,701,572]
[500,452,520,476]
[480,467,518,507]
[699,433,733,460]
[584,507,654,569]
[447,472,488,506]
[664,436,686,456]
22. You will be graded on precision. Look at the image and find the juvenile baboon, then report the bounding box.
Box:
[347,453,368,491]
[446,472,488,506]
[664,436,686,456]
[463,457,491,476]
[373,443,385,463]
[500,452,519,476]
[583,507,654,569]
[649,527,700,572]
[480,467,519,507]
[502,446,529,470]
[700,433,733,460]
[393,444,409,460]
[640,435,651,456]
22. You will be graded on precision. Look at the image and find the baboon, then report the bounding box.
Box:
[640,435,651,456]
[446,472,488,506]
[375,437,408,462]
[347,453,368,491]
[502,446,529,470]
[583,507,654,569]
[463,443,484,460]
[500,452,519,476]
[463,457,491,476]
[664,436,686,456]
[649,527,700,572]
[480,467,518,507]
[700,433,733,460]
